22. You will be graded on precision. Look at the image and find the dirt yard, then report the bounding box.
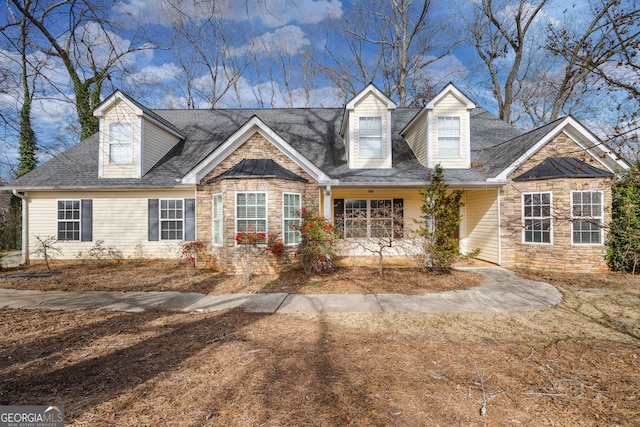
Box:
[1,261,639,426]
[0,259,483,295]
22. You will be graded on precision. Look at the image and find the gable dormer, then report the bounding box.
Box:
[402,83,475,169]
[93,91,184,179]
[341,83,396,169]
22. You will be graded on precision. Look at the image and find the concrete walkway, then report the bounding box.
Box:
[0,267,562,314]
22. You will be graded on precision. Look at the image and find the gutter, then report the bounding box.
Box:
[11,190,28,265]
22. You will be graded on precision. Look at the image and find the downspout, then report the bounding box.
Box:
[12,190,28,265]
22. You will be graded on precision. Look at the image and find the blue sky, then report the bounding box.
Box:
[0,0,624,180]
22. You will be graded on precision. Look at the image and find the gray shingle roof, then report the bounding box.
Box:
[6,101,564,190]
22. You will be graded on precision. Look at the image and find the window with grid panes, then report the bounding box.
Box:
[57,200,81,240]
[160,199,184,240]
[571,191,603,244]
[523,192,552,243]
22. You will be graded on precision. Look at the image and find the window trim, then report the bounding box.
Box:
[358,116,383,158]
[159,198,184,241]
[57,199,81,241]
[235,191,268,245]
[571,190,604,245]
[437,115,461,158]
[108,122,133,164]
[212,193,224,247]
[282,192,302,246]
[522,192,553,245]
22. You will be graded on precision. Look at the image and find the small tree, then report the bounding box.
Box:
[32,235,61,272]
[343,202,405,275]
[606,162,640,273]
[295,208,340,275]
[417,164,464,270]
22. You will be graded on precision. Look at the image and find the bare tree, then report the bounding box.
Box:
[163,0,246,108]
[546,0,640,152]
[8,0,154,139]
[324,0,456,106]
[471,0,548,124]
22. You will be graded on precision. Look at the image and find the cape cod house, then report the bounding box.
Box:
[6,83,629,273]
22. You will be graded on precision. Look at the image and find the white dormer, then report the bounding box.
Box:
[93,91,184,179]
[341,83,396,169]
[401,83,475,169]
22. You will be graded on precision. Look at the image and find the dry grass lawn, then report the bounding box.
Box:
[0,260,639,426]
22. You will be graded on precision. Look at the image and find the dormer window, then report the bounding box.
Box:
[437,116,460,157]
[359,116,382,158]
[109,122,133,164]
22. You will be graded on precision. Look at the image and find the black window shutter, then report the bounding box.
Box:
[185,198,196,241]
[333,198,344,238]
[81,199,92,242]
[393,198,404,238]
[148,199,159,241]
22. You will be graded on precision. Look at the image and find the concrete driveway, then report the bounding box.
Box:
[0,266,562,314]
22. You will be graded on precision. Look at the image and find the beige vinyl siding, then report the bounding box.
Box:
[463,189,499,264]
[142,120,180,175]
[430,93,470,169]
[351,93,391,168]
[101,99,140,178]
[27,190,195,260]
[403,113,428,166]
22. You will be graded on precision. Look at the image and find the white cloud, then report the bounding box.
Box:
[231,25,311,57]
[124,62,182,86]
[114,0,343,27]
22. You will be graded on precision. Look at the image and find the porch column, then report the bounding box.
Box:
[322,185,332,220]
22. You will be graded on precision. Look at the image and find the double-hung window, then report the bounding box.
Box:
[108,122,133,164]
[571,191,603,244]
[345,199,368,238]
[370,199,393,238]
[437,116,460,157]
[212,193,223,246]
[283,193,301,245]
[359,116,382,158]
[160,199,184,240]
[236,192,267,243]
[523,192,552,243]
[57,200,81,240]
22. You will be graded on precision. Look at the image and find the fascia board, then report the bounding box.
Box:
[493,117,629,181]
[93,91,143,117]
[425,83,475,110]
[181,116,330,184]
[346,84,396,110]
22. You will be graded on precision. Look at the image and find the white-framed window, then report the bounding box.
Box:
[283,193,301,245]
[522,192,552,244]
[108,122,133,164]
[212,193,223,246]
[57,200,81,240]
[437,116,460,157]
[160,199,184,240]
[345,199,368,238]
[343,199,396,238]
[359,116,383,158]
[571,191,603,244]
[236,192,267,243]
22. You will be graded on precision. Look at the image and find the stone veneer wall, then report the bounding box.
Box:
[196,132,320,274]
[500,132,613,272]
